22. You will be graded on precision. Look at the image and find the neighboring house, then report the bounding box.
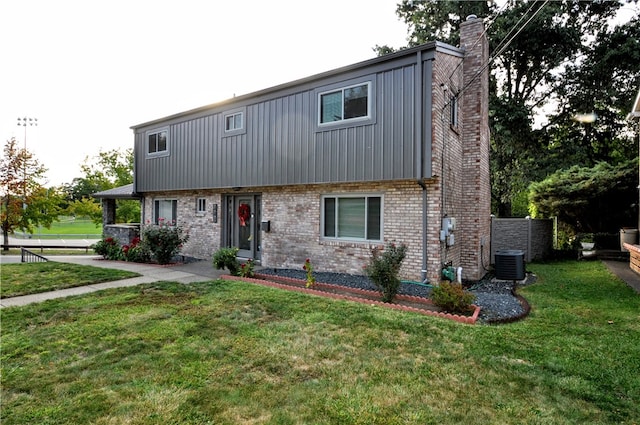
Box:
[129,16,490,283]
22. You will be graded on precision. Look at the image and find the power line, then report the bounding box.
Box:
[454,0,550,105]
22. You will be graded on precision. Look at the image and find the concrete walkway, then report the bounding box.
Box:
[2,256,638,308]
[0,255,227,308]
[603,260,640,294]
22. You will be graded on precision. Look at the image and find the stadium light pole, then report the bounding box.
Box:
[16,117,38,210]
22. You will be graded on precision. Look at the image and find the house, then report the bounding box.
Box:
[127,15,490,284]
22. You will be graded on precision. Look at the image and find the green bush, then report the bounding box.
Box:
[364,243,407,303]
[213,247,240,275]
[140,222,189,265]
[431,281,476,314]
[122,237,150,263]
[92,237,123,261]
[239,258,255,278]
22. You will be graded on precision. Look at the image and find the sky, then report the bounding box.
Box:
[1,0,409,187]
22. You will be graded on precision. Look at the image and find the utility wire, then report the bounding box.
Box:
[450,0,550,106]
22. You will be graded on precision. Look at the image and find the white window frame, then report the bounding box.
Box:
[318,81,372,127]
[223,106,247,136]
[321,193,383,242]
[153,199,177,225]
[196,197,207,215]
[146,128,170,158]
[225,112,243,131]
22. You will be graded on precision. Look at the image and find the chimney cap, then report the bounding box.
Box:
[466,14,478,21]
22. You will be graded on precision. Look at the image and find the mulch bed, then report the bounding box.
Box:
[222,273,481,324]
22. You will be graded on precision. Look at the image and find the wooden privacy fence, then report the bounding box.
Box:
[490,217,554,263]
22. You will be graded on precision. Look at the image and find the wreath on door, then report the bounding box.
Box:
[238,204,251,227]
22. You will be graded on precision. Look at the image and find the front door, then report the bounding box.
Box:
[225,194,261,261]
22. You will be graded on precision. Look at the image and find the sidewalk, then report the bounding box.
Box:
[0,256,227,308]
[2,256,638,308]
[602,260,640,294]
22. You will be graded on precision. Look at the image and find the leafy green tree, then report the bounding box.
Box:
[62,148,139,224]
[378,0,633,217]
[529,159,638,233]
[543,15,640,170]
[1,138,62,249]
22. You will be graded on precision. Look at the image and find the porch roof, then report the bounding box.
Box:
[93,184,141,199]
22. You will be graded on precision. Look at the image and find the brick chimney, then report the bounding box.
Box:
[459,15,491,280]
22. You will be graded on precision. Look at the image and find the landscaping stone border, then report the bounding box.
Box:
[222,273,481,325]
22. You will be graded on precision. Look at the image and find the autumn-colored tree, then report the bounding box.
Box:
[1,138,61,249]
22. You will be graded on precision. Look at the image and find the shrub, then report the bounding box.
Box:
[239,258,255,278]
[140,222,189,265]
[213,247,240,275]
[364,243,407,302]
[122,237,151,263]
[92,237,123,261]
[431,281,476,314]
[302,258,315,288]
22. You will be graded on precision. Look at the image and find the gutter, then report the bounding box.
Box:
[415,50,430,284]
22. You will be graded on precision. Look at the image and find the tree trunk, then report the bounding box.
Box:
[497,202,512,218]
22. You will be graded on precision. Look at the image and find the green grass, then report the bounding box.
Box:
[0,262,140,298]
[14,217,101,239]
[1,260,639,424]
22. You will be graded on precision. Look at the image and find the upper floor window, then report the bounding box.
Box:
[319,82,370,125]
[449,95,459,128]
[223,107,247,136]
[225,112,243,132]
[322,194,382,241]
[147,128,169,158]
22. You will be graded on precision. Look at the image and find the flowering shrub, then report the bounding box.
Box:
[140,221,189,265]
[122,237,150,263]
[364,243,407,302]
[302,258,315,288]
[92,237,123,260]
[213,247,240,275]
[239,258,255,278]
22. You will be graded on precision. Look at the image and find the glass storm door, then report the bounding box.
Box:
[227,195,261,261]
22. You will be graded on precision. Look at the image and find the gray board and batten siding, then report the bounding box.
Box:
[132,42,464,193]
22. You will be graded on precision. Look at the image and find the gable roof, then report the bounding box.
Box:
[92,184,140,199]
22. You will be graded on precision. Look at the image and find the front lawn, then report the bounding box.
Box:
[0,262,140,298]
[1,260,639,424]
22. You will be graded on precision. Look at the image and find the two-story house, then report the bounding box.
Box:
[127,15,490,284]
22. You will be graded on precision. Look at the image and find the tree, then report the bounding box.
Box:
[1,138,62,249]
[379,0,633,217]
[529,159,638,233]
[62,148,139,224]
[543,15,640,170]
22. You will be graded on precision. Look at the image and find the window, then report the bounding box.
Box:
[225,112,243,132]
[222,107,247,136]
[322,195,382,241]
[319,82,370,124]
[450,95,459,128]
[154,199,177,225]
[196,197,206,214]
[147,129,168,156]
